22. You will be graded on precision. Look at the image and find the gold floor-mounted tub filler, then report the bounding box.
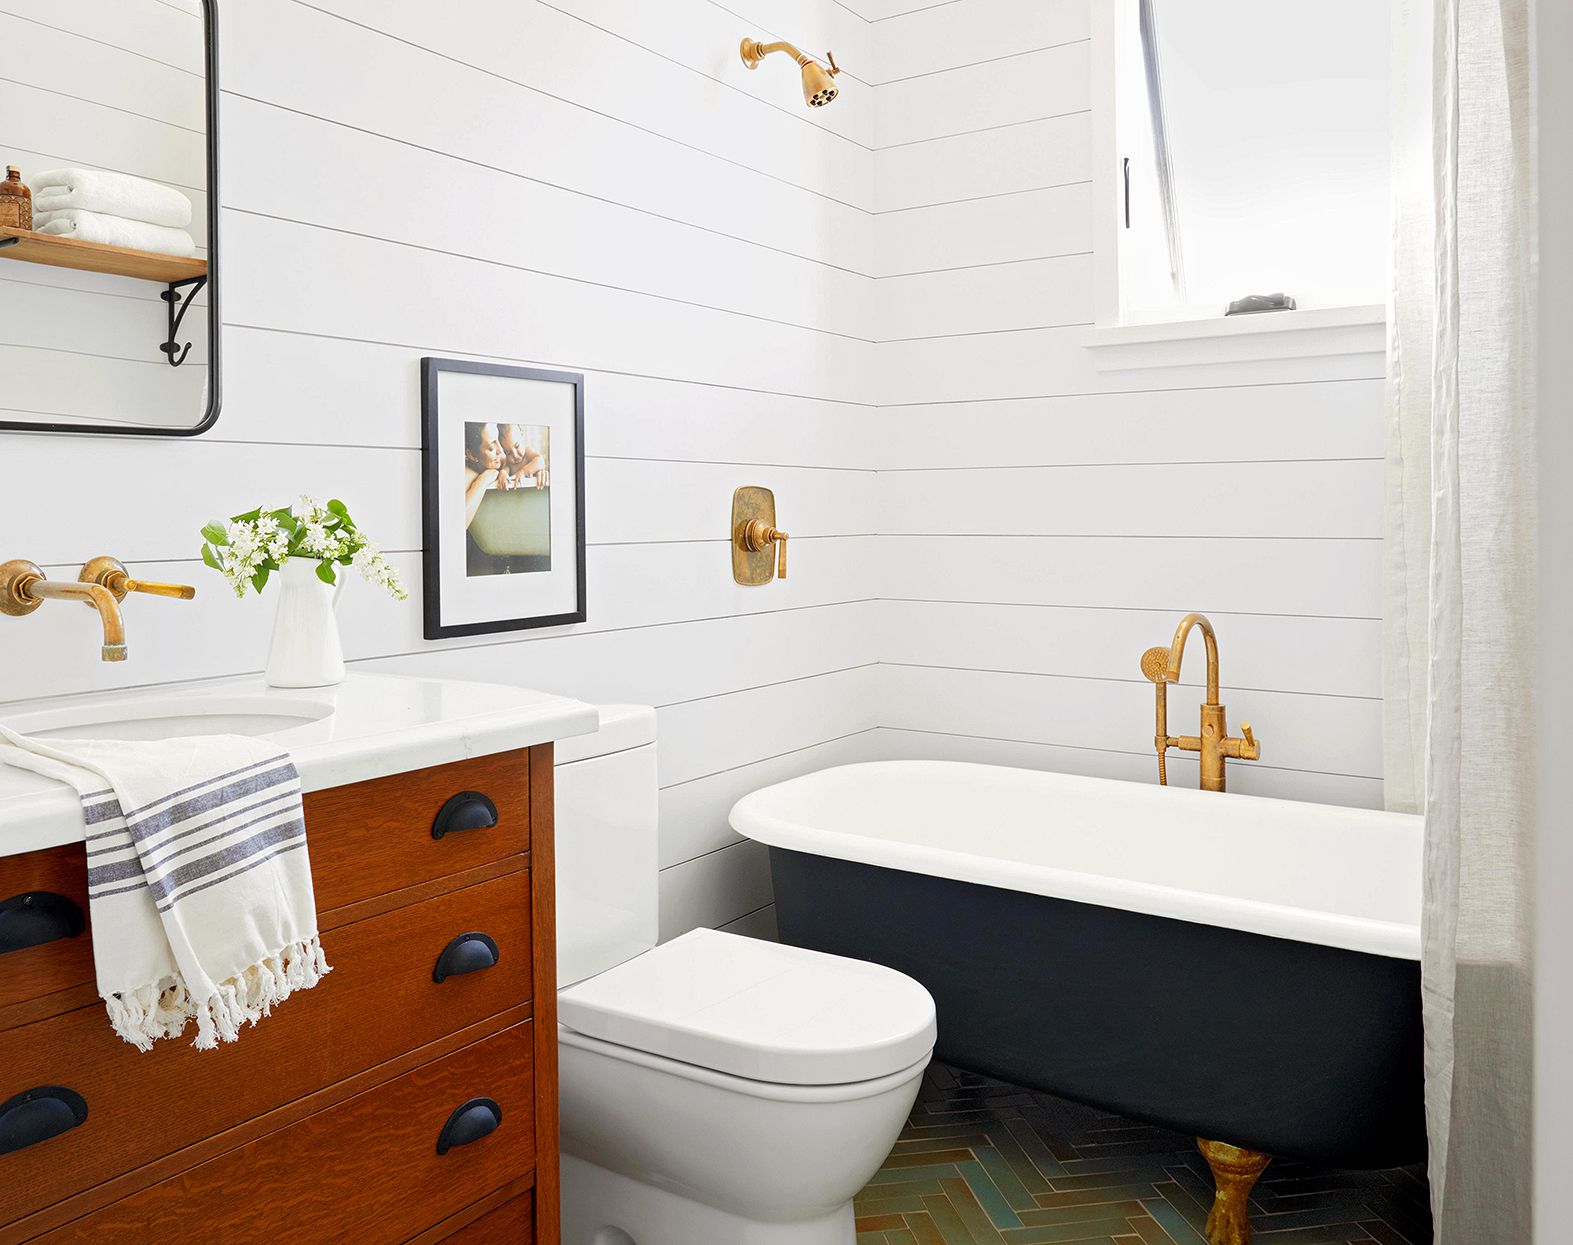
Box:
[1141,614,1270,1244]
[0,555,194,662]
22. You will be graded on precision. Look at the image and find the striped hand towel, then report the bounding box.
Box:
[0,729,329,1050]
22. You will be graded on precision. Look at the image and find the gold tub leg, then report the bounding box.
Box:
[1197,1138,1271,1245]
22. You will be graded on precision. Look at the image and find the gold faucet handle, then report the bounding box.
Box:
[773,529,788,580]
[1241,721,1255,747]
[80,556,196,602]
[1234,721,1261,761]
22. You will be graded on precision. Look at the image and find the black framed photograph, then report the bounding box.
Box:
[420,357,586,638]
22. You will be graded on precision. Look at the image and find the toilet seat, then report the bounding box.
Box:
[558,928,936,1086]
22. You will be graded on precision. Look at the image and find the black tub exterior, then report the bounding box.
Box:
[769,847,1425,1168]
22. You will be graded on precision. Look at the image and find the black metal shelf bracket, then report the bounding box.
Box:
[160,275,207,367]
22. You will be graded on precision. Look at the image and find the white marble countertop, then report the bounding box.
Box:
[0,673,598,857]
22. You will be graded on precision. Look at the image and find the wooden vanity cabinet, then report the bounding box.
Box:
[0,743,559,1245]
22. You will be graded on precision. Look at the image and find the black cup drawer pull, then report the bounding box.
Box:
[432,932,500,983]
[430,791,498,840]
[0,1086,88,1157]
[436,1097,502,1155]
[0,892,86,957]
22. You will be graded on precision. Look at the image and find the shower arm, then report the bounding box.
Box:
[740,39,838,74]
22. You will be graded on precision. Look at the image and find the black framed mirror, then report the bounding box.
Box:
[0,0,220,436]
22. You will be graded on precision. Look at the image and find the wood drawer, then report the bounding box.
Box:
[37,1021,536,1244]
[0,750,533,1029]
[0,869,532,1228]
[305,749,533,914]
[0,843,92,1030]
[442,1189,534,1244]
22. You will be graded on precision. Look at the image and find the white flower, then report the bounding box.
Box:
[354,541,407,601]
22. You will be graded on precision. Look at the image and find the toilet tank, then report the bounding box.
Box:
[554,705,659,989]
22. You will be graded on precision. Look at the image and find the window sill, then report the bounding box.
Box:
[1082,304,1386,371]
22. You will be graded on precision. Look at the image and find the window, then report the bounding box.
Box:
[1088,0,1391,366]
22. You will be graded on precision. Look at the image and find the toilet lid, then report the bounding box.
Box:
[558,928,937,1086]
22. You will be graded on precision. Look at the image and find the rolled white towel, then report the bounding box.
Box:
[32,167,192,229]
[34,209,197,258]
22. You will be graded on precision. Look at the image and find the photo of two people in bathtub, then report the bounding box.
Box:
[463,421,553,577]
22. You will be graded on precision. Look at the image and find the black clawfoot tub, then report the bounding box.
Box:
[731,762,1426,1234]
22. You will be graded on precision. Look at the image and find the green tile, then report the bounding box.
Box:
[974,1143,1043,1211]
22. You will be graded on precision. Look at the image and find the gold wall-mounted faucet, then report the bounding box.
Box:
[1140,613,1260,792]
[79,556,197,603]
[0,556,195,663]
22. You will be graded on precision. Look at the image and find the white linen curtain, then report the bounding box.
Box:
[1383,0,1535,1239]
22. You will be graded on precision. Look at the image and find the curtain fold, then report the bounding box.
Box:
[1384,0,1535,1239]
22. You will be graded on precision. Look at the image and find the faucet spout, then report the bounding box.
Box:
[1166,612,1219,704]
[0,560,127,661]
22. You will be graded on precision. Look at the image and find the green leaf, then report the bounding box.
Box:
[251,566,271,593]
[200,543,221,570]
[326,499,349,518]
[201,520,229,545]
[315,560,338,585]
[232,507,262,523]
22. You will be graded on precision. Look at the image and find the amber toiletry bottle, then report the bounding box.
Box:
[0,166,31,230]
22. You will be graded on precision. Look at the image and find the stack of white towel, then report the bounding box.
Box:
[31,168,197,258]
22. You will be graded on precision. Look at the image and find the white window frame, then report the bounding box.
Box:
[1083,0,1386,371]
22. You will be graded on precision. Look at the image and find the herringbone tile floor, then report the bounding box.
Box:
[855,1063,1432,1245]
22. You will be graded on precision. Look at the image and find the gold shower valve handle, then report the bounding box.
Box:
[79,556,196,602]
[741,519,789,580]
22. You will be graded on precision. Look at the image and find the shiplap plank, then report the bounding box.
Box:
[0,80,204,190]
[0,13,205,131]
[657,665,879,787]
[878,535,1381,618]
[876,380,1385,468]
[874,0,1087,82]
[879,600,1381,700]
[878,253,1092,339]
[222,96,873,342]
[659,839,774,941]
[315,0,871,206]
[0,541,878,705]
[222,212,871,405]
[878,460,1383,538]
[659,728,886,868]
[874,181,1091,276]
[0,0,205,72]
[876,41,1089,148]
[877,664,1381,780]
[0,342,205,428]
[221,0,872,273]
[867,728,1384,809]
[876,112,1089,211]
[216,327,878,465]
[545,0,876,150]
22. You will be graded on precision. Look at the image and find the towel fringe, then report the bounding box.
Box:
[105,935,331,1051]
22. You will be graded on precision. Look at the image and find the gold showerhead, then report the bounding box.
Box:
[740,37,842,108]
[1140,646,1171,683]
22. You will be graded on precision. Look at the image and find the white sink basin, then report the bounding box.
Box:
[3,695,335,743]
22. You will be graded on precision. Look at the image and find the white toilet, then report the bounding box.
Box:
[555,706,936,1245]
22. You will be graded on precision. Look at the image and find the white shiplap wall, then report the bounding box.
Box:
[0,0,210,429]
[863,0,1387,810]
[0,0,1388,945]
[0,0,888,940]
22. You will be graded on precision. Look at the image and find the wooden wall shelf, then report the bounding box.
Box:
[0,226,210,366]
[0,226,207,284]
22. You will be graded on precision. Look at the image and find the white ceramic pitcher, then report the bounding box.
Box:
[264,558,346,688]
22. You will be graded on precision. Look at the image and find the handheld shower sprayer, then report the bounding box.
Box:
[740,37,842,108]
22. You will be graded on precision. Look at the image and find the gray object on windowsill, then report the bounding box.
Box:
[1226,293,1297,315]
